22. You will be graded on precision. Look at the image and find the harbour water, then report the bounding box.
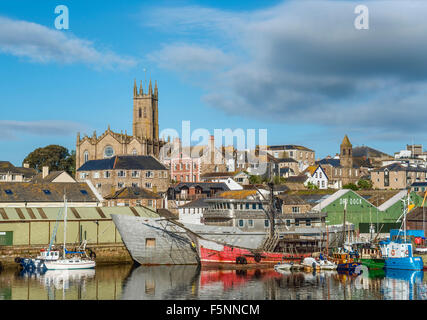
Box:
[1,264,427,300]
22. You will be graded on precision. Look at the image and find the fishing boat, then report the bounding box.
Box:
[332,250,361,272]
[195,237,311,265]
[44,196,95,270]
[359,247,384,270]
[379,193,423,271]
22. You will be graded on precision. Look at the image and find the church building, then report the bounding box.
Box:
[76,79,165,171]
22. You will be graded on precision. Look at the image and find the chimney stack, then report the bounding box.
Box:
[42,166,49,179]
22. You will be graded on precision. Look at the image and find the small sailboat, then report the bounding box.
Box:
[274,261,293,272]
[44,195,95,270]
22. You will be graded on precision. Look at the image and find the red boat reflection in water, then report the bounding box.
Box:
[199,268,282,289]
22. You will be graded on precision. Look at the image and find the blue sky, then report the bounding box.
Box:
[1,0,427,166]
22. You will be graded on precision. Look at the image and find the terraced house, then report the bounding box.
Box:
[0,161,37,182]
[371,163,427,190]
[76,155,169,197]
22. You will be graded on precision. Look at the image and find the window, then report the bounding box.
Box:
[80,172,88,179]
[93,172,100,179]
[132,149,138,156]
[96,183,102,188]
[306,220,311,226]
[84,151,89,163]
[146,171,153,178]
[118,182,124,188]
[43,190,51,195]
[80,190,88,195]
[132,183,138,188]
[264,220,269,227]
[132,171,140,178]
[239,219,244,227]
[145,182,152,188]
[148,200,153,207]
[252,203,256,210]
[139,108,142,118]
[248,219,254,228]
[292,206,300,213]
[104,146,114,158]
[104,171,111,178]
[118,170,126,177]
[193,175,196,181]
[295,220,299,227]
[286,220,291,227]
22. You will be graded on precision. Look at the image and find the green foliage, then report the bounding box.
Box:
[273,175,287,185]
[306,182,319,190]
[249,174,263,184]
[343,183,359,191]
[357,179,373,190]
[23,145,76,176]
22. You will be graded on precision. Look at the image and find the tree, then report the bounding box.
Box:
[357,179,373,190]
[23,145,76,176]
[249,174,263,184]
[273,175,286,185]
[343,183,359,191]
[306,182,319,190]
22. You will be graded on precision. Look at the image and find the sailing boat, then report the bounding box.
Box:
[44,195,95,270]
[379,192,423,271]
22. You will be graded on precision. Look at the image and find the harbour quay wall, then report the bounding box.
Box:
[0,243,133,269]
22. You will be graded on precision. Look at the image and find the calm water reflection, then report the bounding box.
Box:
[1,264,427,300]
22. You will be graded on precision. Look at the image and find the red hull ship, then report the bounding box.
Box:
[197,238,312,265]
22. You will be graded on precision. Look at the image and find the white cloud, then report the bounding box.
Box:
[144,1,427,136]
[0,16,137,69]
[0,120,87,140]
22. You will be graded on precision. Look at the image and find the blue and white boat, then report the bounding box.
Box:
[379,193,423,271]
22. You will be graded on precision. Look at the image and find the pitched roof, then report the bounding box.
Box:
[357,190,402,207]
[377,190,408,211]
[200,171,236,178]
[179,198,209,208]
[312,189,351,211]
[341,135,352,147]
[0,182,98,203]
[32,171,71,183]
[104,186,162,200]
[268,145,314,152]
[171,182,230,192]
[216,190,258,199]
[352,146,391,158]
[316,158,341,167]
[372,163,427,173]
[0,161,37,178]
[277,194,307,205]
[285,175,308,183]
[77,155,167,171]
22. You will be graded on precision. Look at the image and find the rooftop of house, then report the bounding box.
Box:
[178,198,209,209]
[216,189,258,200]
[31,171,75,183]
[352,146,392,159]
[0,161,37,178]
[0,182,98,203]
[170,182,230,192]
[104,186,162,200]
[372,163,427,172]
[268,145,314,152]
[200,171,236,178]
[277,194,307,205]
[77,155,167,171]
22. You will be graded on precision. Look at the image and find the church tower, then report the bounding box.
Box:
[340,135,353,185]
[133,79,159,140]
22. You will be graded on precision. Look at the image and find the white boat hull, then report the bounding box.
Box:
[44,260,95,270]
